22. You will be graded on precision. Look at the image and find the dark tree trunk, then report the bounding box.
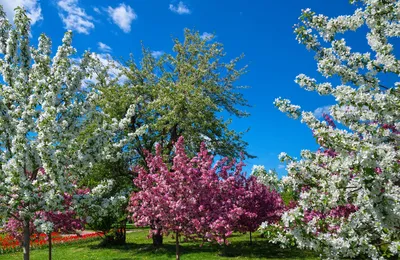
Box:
[249,231,252,245]
[115,220,127,245]
[152,227,163,247]
[175,231,180,260]
[48,233,52,260]
[219,235,227,256]
[22,220,30,260]
[123,222,127,242]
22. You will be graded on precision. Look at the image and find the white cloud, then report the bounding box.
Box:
[169,1,191,15]
[96,53,128,84]
[57,0,94,34]
[77,53,127,87]
[200,32,214,41]
[313,105,332,119]
[93,7,101,14]
[107,3,137,33]
[98,42,112,52]
[0,0,42,25]
[277,164,285,169]
[151,51,164,59]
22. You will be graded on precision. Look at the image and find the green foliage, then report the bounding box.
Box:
[80,159,132,244]
[80,159,132,190]
[280,187,297,206]
[97,29,253,167]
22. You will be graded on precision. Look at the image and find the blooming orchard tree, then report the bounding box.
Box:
[199,161,283,245]
[234,175,283,243]
[75,179,131,245]
[0,7,144,260]
[5,191,85,260]
[129,137,283,259]
[76,158,134,245]
[98,29,253,247]
[270,1,400,259]
[129,137,208,260]
[5,192,85,241]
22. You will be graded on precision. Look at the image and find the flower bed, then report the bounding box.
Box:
[0,232,103,254]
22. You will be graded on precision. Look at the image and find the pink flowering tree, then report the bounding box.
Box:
[234,176,284,244]
[128,137,283,259]
[193,158,283,246]
[129,137,205,259]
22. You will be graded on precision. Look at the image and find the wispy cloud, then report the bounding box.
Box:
[151,51,164,59]
[94,53,124,81]
[313,105,332,119]
[57,0,94,34]
[1,0,42,25]
[107,3,137,33]
[98,42,112,53]
[169,1,191,15]
[93,7,101,14]
[277,164,285,169]
[200,32,214,41]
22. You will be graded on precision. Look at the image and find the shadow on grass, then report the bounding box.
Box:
[88,238,316,259]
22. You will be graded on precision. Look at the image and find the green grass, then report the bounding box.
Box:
[0,229,318,260]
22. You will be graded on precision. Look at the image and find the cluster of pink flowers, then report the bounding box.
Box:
[128,136,284,246]
[322,113,336,128]
[5,191,85,244]
[303,204,358,224]
[382,124,399,134]
[302,204,358,235]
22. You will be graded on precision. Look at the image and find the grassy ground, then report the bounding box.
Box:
[0,229,318,259]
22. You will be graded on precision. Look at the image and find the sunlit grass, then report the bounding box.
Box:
[0,229,318,259]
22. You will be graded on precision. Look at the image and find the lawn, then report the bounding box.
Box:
[0,229,318,259]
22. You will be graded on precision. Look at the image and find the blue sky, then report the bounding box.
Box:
[0,0,363,176]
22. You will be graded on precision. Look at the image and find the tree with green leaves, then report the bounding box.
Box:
[78,158,134,246]
[95,29,253,245]
[99,29,252,164]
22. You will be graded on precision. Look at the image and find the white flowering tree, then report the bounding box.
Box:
[75,179,130,245]
[251,165,280,191]
[270,1,400,259]
[0,7,143,260]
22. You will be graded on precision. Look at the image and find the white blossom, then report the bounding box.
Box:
[0,7,144,239]
[274,1,400,258]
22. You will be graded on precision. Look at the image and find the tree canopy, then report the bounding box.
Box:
[269,1,400,259]
[97,29,252,168]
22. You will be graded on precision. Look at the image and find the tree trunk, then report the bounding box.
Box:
[115,220,127,245]
[175,231,180,260]
[22,220,30,260]
[48,233,52,260]
[152,228,163,247]
[123,222,127,242]
[222,235,227,256]
[249,231,252,245]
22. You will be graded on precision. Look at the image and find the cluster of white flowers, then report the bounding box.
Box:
[0,7,143,240]
[273,98,301,119]
[272,1,400,259]
[33,219,54,234]
[295,74,333,95]
[75,180,130,224]
[251,165,281,191]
